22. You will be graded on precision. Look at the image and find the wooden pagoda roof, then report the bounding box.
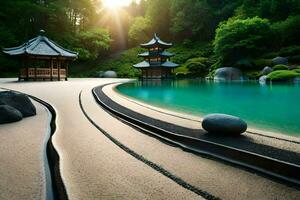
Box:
[138,51,174,58]
[3,30,78,59]
[140,33,173,48]
[133,61,179,68]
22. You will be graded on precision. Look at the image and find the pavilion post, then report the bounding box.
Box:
[50,58,53,81]
[65,61,69,81]
[58,59,61,81]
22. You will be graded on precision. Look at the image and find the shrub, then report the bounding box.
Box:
[253,58,273,68]
[279,46,300,57]
[272,64,289,71]
[267,70,300,81]
[234,59,253,69]
[271,15,300,47]
[180,57,209,77]
[292,68,300,73]
[289,55,300,64]
[214,17,272,66]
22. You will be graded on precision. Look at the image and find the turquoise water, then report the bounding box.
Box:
[117,80,300,137]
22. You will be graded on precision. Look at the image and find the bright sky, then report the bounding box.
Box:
[102,0,141,9]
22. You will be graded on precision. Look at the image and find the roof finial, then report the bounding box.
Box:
[39,30,45,36]
[154,33,158,40]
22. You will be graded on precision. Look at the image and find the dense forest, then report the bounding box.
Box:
[0,0,299,78]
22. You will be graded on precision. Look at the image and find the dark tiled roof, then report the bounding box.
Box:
[3,30,78,59]
[133,61,179,68]
[141,33,172,48]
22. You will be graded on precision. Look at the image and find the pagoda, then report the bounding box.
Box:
[3,30,78,81]
[133,33,179,79]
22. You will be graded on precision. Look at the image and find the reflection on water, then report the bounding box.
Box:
[118,80,300,137]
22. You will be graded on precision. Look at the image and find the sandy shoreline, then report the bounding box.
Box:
[112,82,300,142]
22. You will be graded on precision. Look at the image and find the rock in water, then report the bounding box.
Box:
[259,75,267,84]
[0,105,23,124]
[0,91,36,117]
[214,67,243,81]
[103,71,117,78]
[202,114,247,136]
[261,66,273,75]
[272,57,288,65]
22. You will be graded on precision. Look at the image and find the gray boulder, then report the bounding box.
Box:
[272,57,288,65]
[261,66,273,75]
[0,105,23,124]
[202,114,247,136]
[103,71,117,78]
[259,75,267,84]
[214,67,243,81]
[0,91,36,117]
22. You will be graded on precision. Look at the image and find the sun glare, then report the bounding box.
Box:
[103,0,137,9]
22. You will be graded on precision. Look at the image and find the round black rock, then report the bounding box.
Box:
[0,91,36,117]
[202,114,247,136]
[0,105,23,124]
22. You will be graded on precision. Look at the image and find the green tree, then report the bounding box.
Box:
[214,17,272,66]
[74,28,111,60]
[128,16,151,46]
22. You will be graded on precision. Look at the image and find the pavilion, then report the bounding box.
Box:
[3,30,78,81]
[133,33,179,79]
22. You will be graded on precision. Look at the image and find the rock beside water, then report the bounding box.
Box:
[202,114,247,136]
[272,57,288,65]
[0,105,23,124]
[103,71,117,78]
[259,75,267,84]
[0,91,36,117]
[214,67,243,81]
[261,66,273,75]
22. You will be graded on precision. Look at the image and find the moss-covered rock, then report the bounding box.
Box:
[272,64,289,71]
[267,70,300,81]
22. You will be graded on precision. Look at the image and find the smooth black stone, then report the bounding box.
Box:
[202,114,247,136]
[0,91,36,117]
[0,105,23,124]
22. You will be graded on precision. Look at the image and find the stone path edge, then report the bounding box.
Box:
[0,87,68,200]
[79,90,220,200]
[92,84,300,189]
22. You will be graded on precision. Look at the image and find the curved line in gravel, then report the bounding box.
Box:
[78,90,220,200]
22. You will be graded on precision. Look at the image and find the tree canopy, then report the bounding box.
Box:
[0,0,299,77]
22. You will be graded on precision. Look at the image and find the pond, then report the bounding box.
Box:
[117,80,300,137]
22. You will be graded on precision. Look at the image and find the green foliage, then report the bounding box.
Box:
[128,16,151,46]
[292,68,300,73]
[279,46,300,57]
[71,47,143,78]
[177,57,209,77]
[214,17,272,66]
[74,28,111,60]
[244,70,262,79]
[267,70,300,81]
[253,58,273,68]
[273,64,289,71]
[271,15,300,47]
[289,55,300,64]
[169,42,213,64]
[170,0,214,41]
